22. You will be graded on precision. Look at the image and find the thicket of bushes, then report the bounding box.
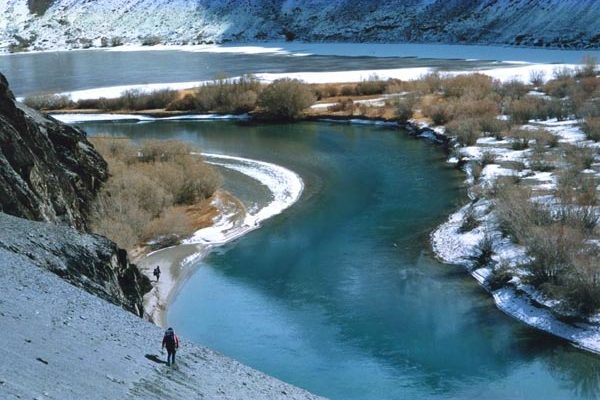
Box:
[25,75,316,119]
[89,138,221,249]
[494,181,600,314]
[257,78,315,120]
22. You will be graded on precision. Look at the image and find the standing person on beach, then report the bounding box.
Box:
[153,266,161,282]
[162,327,179,366]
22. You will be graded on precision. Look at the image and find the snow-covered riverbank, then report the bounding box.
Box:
[431,118,600,355]
[41,62,578,102]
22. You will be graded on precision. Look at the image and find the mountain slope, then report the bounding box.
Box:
[0,245,324,399]
[0,0,598,52]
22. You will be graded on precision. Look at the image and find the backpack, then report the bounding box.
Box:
[164,330,176,347]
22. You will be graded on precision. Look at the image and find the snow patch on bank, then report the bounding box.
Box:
[184,153,303,245]
[51,112,250,123]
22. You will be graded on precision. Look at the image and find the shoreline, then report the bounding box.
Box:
[2,42,599,62]
[135,154,304,327]
[30,62,579,103]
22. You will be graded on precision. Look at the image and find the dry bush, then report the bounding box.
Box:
[23,94,74,110]
[576,56,598,79]
[340,85,356,96]
[191,75,262,113]
[442,73,496,99]
[89,138,221,249]
[165,94,196,111]
[506,96,569,123]
[327,99,354,113]
[564,144,597,171]
[583,117,600,141]
[142,208,195,245]
[529,70,546,87]
[453,96,501,119]
[139,139,192,162]
[498,79,530,99]
[446,118,481,145]
[141,35,162,46]
[75,89,178,111]
[313,84,340,100]
[526,224,584,285]
[564,251,600,314]
[507,128,557,148]
[479,116,509,138]
[393,95,417,123]
[421,99,454,125]
[417,72,443,94]
[355,75,387,96]
[258,78,315,119]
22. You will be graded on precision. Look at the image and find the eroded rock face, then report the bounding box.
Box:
[0,73,150,316]
[0,72,107,231]
[0,212,151,316]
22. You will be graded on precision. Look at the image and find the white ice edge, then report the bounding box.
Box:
[182,153,304,249]
[50,113,250,123]
[31,63,579,102]
[4,43,596,63]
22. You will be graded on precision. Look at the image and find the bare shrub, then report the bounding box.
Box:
[110,37,124,47]
[393,95,417,123]
[89,138,221,249]
[355,75,387,96]
[258,78,315,119]
[564,144,596,171]
[442,73,495,99]
[418,72,443,94]
[479,116,509,138]
[340,85,356,96]
[576,55,598,79]
[564,251,600,314]
[313,84,340,100]
[459,205,479,233]
[327,99,354,113]
[480,151,496,166]
[422,99,453,125]
[142,208,195,244]
[141,35,162,46]
[582,117,600,141]
[165,94,196,111]
[525,225,583,285]
[498,79,530,99]
[23,94,74,110]
[446,118,481,145]
[470,233,494,268]
[453,97,500,119]
[529,70,546,87]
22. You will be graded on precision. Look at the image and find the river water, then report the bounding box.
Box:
[5,45,600,399]
[79,120,600,400]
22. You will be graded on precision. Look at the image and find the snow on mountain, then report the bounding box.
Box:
[0,0,599,52]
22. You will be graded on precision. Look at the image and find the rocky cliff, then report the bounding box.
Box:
[0,72,106,230]
[0,0,599,51]
[0,73,151,316]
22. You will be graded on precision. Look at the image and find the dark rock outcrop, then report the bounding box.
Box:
[0,73,150,316]
[0,212,151,316]
[0,72,107,231]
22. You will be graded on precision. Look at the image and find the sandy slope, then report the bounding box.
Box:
[0,246,324,400]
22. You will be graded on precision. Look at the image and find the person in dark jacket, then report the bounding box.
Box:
[162,327,179,366]
[153,266,161,282]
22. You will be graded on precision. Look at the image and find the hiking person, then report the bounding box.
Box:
[162,327,179,366]
[153,266,161,282]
